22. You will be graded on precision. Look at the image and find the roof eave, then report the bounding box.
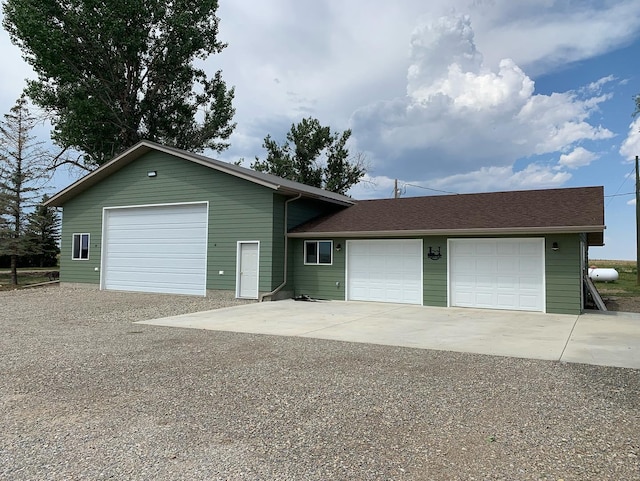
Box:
[44,143,155,207]
[287,225,606,238]
[44,140,355,207]
[276,186,355,206]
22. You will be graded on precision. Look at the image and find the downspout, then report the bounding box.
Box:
[260,193,302,301]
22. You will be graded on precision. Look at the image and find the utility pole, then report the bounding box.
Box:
[394,179,399,199]
[636,155,639,285]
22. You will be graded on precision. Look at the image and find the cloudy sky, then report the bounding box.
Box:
[1,0,639,259]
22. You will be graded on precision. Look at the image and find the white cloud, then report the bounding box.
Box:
[214,0,638,168]
[0,16,36,114]
[348,162,571,199]
[423,162,571,194]
[628,198,637,206]
[557,147,598,169]
[1,0,636,198]
[620,117,640,161]
[584,75,616,94]
[351,14,614,184]
[475,0,640,73]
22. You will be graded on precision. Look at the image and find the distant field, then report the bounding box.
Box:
[589,259,639,298]
[0,269,58,290]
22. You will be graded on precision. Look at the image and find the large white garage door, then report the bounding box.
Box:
[102,203,208,296]
[449,238,544,312]
[347,239,422,305]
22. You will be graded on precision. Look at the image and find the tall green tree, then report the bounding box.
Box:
[3,0,235,170]
[0,96,50,285]
[23,195,60,268]
[251,117,366,195]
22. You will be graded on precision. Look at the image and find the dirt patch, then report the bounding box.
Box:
[603,296,640,313]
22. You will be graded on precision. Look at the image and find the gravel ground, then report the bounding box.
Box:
[1,286,639,480]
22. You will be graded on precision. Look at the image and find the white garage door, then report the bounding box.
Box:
[449,238,544,312]
[347,239,422,305]
[102,203,208,296]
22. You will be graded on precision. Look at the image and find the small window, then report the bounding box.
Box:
[304,240,332,265]
[72,233,90,260]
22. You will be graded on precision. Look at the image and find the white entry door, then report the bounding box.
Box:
[237,241,259,299]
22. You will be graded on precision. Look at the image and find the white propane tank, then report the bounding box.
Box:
[588,267,619,282]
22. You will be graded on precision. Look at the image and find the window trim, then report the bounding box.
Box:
[72,233,90,260]
[304,240,333,265]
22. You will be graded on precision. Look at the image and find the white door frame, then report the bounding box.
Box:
[236,241,260,299]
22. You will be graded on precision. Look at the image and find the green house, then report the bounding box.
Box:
[46,141,605,315]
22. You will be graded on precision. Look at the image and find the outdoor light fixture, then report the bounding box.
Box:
[427,246,442,260]
[147,171,157,178]
[552,242,559,251]
[335,243,342,252]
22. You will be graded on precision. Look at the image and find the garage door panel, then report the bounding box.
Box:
[347,240,422,305]
[500,242,522,255]
[497,257,518,272]
[497,275,517,287]
[475,258,495,271]
[476,243,496,255]
[476,275,495,288]
[107,257,204,269]
[105,249,205,264]
[475,292,495,306]
[519,257,541,272]
[450,238,544,312]
[496,293,516,304]
[103,204,207,296]
[518,241,541,255]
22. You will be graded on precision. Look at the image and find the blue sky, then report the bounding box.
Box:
[1,0,639,259]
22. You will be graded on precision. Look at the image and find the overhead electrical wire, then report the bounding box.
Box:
[403,183,458,195]
[605,165,636,208]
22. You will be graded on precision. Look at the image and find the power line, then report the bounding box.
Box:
[403,183,458,195]
[606,165,636,208]
[604,192,635,198]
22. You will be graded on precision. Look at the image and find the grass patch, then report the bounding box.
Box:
[0,268,58,290]
[589,260,640,297]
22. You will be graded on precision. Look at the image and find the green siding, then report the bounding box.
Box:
[545,233,582,314]
[60,151,281,293]
[423,237,448,307]
[291,238,346,300]
[279,199,349,295]
[271,195,286,288]
[291,234,584,314]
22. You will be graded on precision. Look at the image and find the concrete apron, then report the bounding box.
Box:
[137,300,640,370]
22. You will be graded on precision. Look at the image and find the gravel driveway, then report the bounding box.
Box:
[1,286,639,480]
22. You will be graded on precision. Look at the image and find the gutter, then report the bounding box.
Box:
[287,225,607,238]
[260,193,302,302]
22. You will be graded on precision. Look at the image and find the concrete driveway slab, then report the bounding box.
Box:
[138,300,640,369]
[562,310,640,369]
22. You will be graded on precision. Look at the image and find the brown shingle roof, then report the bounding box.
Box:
[290,187,605,240]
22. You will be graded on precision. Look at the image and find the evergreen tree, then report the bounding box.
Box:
[0,96,50,284]
[24,195,60,268]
